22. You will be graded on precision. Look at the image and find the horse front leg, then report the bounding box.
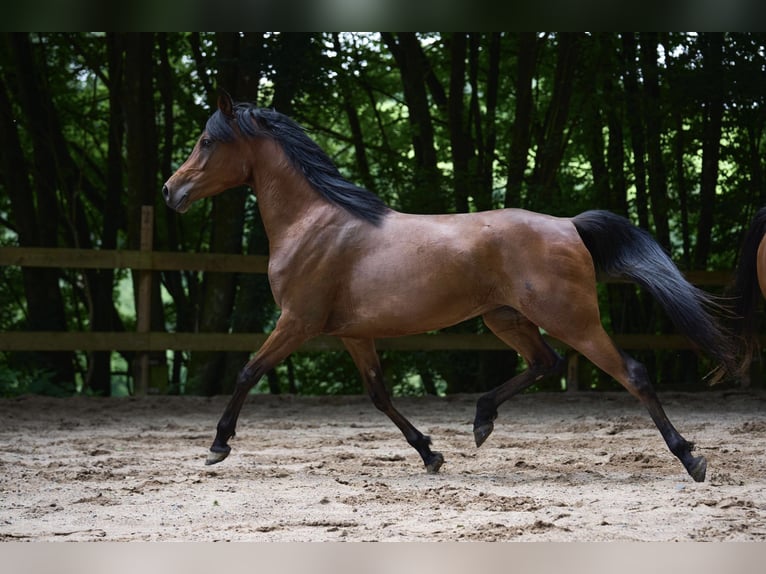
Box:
[342,337,444,473]
[206,318,308,465]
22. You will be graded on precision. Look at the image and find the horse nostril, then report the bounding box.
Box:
[162,185,170,202]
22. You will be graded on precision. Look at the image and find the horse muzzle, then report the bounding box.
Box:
[162,184,190,214]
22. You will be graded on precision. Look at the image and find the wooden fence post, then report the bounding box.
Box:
[135,205,153,396]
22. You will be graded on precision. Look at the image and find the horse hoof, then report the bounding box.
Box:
[205,445,231,465]
[426,452,444,474]
[688,455,707,482]
[473,422,494,448]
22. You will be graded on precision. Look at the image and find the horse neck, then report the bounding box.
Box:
[248,139,343,247]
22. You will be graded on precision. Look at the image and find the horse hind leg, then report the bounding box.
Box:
[474,307,565,447]
[342,337,444,473]
[624,352,706,481]
[563,327,707,482]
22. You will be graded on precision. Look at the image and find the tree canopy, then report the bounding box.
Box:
[1,32,765,397]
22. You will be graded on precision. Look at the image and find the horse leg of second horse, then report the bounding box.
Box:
[343,337,444,473]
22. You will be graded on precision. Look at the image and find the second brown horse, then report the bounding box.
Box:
[728,206,766,380]
[163,93,738,482]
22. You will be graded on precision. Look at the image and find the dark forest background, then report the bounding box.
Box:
[1,32,765,397]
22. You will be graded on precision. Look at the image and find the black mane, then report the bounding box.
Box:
[206,102,390,225]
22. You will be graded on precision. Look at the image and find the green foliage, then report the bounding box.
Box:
[0,363,70,397]
[1,33,766,395]
[276,352,363,396]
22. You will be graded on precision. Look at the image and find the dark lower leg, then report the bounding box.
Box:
[205,321,306,465]
[476,308,565,447]
[621,354,706,481]
[644,403,706,481]
[474,354,565,447]
[207,362,264,465]
[388,402,444,473]
[344,338,443,473]
[367,372,444,472]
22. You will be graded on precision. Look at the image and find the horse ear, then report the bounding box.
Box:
[218,91,234,118]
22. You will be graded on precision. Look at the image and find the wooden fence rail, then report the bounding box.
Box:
[0,211,738,393]
[0,245,732,284]
[0,331,700,353]
[0,245,268,273]
[0,245,732,355]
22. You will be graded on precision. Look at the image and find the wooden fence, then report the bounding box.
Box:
[0,206,737,393]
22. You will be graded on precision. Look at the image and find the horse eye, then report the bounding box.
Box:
[200,138,213,149]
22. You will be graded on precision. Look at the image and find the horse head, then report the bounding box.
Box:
[162,92,247,213]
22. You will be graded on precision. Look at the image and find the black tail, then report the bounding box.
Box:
[572,209,738,379]
[728,206,766,374]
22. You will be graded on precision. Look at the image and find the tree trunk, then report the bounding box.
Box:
[124,32,167,392]
[583,89,610,205]
[600,35,628,216]
[477,32,501,211]
[672,110,692,268]
[620,33,651,230]
[216,32,281,395]
[640,33,683,384]
[271,33,313,114]
[382,32,445,214]
[2,33,75,390]
[527,33,580,213]
[447,32,472,214]
[638,32,671,248]
[694,32,725,269]
[155,32,188,393]
[85,33,127,395]
[186,33,250,395]
[505,32,537,208]
[332,33,377,193]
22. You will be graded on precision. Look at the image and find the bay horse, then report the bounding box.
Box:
[163,93,737,482]
[728,206,766,378]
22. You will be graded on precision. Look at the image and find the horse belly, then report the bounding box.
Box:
[325,271,497,338]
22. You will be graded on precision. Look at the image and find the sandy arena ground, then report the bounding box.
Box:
[1,390,765,542]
